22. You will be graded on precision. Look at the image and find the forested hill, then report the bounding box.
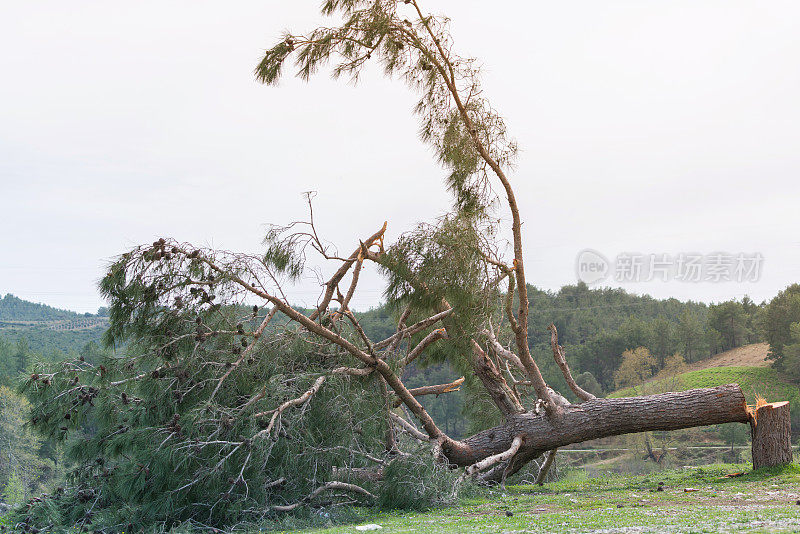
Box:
[527,284,710,346]
[359,282,764,395]
[0,293,104,322]
[0,295,109,386]
[0,285,767,394]
[0,286,783,441]
[524,283,761,392]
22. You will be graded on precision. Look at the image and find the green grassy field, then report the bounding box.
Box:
[296,464,800,534]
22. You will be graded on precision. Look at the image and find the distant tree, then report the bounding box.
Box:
[760,284,800,370]
[675,310,707,363]
[0,386,55,505]
[718,422,749,458]
[618,317,654,351]
[779,322,800,379]
[13,338,30,375]
[572,331,627,390]
[740,296,762,344]
[649,316,674,367]
[704,326,724,357]
[615,347,657,389]
[661,352,687,378]
[574,371,603,398]
[0,294,79,322]
[708,301,747,351]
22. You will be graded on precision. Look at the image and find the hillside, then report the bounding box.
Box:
[0,293,83,322]
[614,343,798,408]
[0,293,108,332]
[648,343,770,384]
[0,295,111,385]
[678,366,799,406]
[681,342,770,371]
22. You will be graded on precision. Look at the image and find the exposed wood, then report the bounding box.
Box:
[308,223,387,321]
[387,305,413,354]
[392,377,465,407]
[503,275,519,334]
[751,400,793,469]
[484,328,524,373]
[340,257,363,314]
[331,366,373,377]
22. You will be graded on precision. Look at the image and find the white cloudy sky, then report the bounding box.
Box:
[1,1,798,313]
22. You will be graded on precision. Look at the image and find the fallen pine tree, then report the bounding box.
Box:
[17,0,791,530]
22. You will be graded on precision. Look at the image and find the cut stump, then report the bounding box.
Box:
[751,401,793,469]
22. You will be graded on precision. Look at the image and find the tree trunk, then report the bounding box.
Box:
[751,401,793,469]
[442,384,749,468]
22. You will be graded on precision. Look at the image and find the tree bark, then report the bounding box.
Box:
[751,401,793,469]
[441,384,749,467]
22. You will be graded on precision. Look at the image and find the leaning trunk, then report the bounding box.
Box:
[442,384,749,467]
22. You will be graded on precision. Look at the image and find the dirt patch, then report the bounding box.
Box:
[685,343,770,371]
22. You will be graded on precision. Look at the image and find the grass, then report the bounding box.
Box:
[612,366,800,407]
[296,464,800,534]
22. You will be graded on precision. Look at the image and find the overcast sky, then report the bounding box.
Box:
[1,1,799,313]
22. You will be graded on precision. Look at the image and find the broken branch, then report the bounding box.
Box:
[465,435,524,476]
[392,376,465,407]
[271,481,375,512]
[254,376,326,436]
